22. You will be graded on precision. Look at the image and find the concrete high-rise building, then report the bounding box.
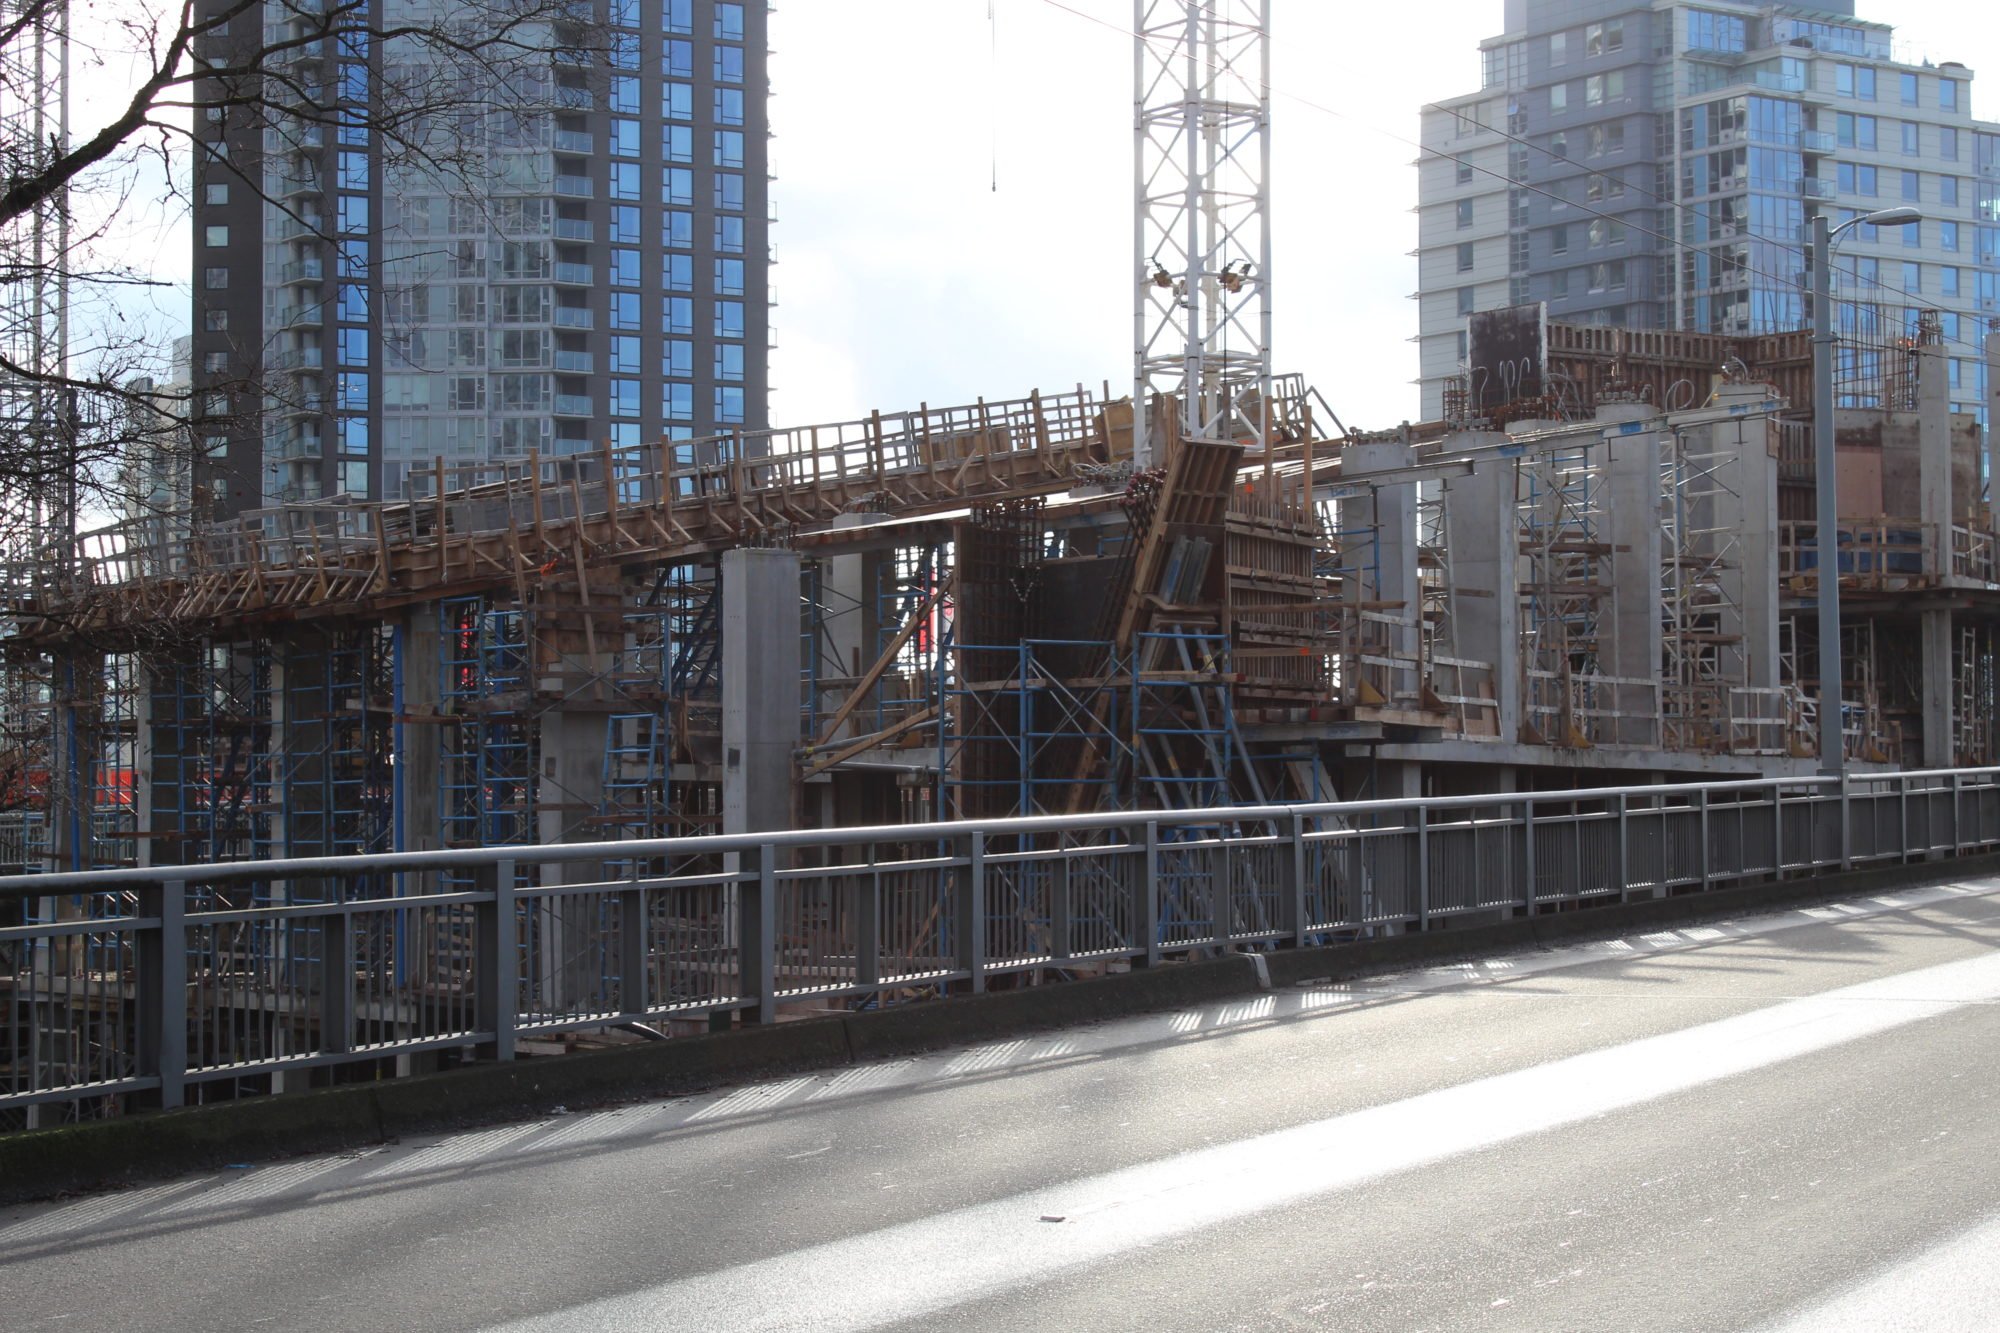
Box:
[192,0,769,513]
[1417,2,1997,430]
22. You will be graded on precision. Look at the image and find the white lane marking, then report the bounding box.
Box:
[1755,1212,2000,1332]
[493,948,2000,1333]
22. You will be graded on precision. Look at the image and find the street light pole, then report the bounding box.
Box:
[1811,211,1840,775]
[1810,205,1923,775]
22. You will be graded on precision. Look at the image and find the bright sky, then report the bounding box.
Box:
[768,0,1999,433]
[61,0,2000,431]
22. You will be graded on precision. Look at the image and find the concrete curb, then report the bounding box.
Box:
[4,855,1995,1205]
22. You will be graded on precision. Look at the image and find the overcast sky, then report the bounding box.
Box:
[67,0,2000,432]
[767,0,1999,434]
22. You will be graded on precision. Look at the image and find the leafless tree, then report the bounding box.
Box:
[0,0,605,553]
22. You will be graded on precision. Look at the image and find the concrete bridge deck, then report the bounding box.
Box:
[7,873,2000,1330]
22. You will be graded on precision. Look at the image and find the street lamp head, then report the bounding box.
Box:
[1859,206,1924,228]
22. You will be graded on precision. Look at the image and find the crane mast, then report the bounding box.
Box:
[1133,0,1271,467]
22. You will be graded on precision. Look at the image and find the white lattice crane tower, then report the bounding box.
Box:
[1133,0,1271,468]
[0,0,71,558]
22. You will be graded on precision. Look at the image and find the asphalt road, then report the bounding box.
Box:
[7,877,2000,1331]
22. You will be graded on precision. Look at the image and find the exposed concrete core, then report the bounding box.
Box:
[1923,611,1954,769]
[1709,383,1782,695]
[538,711,608,850]
[1342,436,1421,703]
[722,548,804,835]
[820,513,888,747]
[399,616,440,853]
[1989,332,1999,502]
[1918,342,1952,575]
[1919,344,1955,768]
[1602,399,1662,746]
[132,672,155,870]
[1446,431,1522,742]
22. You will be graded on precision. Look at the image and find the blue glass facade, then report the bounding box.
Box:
[193,0,769,511]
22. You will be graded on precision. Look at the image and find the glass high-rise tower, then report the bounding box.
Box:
[1417,2,1996,431]
[192,0,769,513]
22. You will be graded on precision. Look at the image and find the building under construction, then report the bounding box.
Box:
[6,2,2000,1124]
[2,316,1998,886]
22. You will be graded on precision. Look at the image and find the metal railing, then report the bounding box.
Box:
[4,769,1999,1123]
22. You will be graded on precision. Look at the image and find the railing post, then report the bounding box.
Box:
[1839,775,1853,871]
[323,906,354,1056]
[1050,848,1073,966]
[738,844,777,1024]
[1415,804,1430,931]
[1210,828,1231,955]
[477,857,517,1060]
[1771,783,1784,878]
[135,878,187,1109]
[1139,821,1161,969]
[1616,792,1630,904]
[1952,771,1964,856]
[618,885,648,1019]
[1900,774,1911,864]
[1287,810,1309,947]
[1698,788,1712,893]
[954,831,986,992]
[1521,797,1536,917]
[857,868,881,994]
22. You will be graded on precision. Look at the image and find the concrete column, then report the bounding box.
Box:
[1600,400,1663,747]
[133,660,155,870]
[818,513,887,744]
[536,710,607,849]
[47,652,101,874]
[1988,332,1999,510]
[1707,385,1783,695]
[1442,431,1521,741]
[722,547,803,835]
[1917,340,1951,579]
[1340,434,1420,705]
[398,613,440,852]
[1917,342,1954,767]
[1921,610,1954,767]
